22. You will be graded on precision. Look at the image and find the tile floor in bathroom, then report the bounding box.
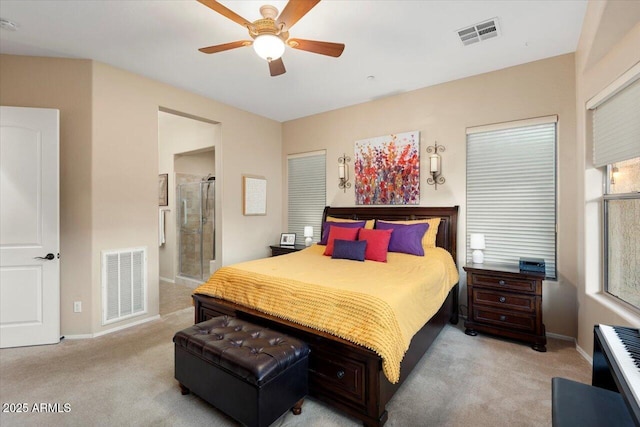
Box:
[159,280,194,316]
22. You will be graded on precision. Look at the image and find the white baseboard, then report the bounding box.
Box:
[576,344,593,364]
[455,318,593,363]
[64,315,161,340]
[546,331,575,342]
[159,276,175,284]
[62,333,93,340]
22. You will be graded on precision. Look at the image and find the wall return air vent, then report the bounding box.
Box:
[457,18,500,46]
[101,247,147,325]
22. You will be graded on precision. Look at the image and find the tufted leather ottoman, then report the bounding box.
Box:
[173,316,309,427]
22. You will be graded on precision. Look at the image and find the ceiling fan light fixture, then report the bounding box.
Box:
[253,34,285,61]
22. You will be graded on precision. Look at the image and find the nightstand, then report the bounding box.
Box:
[269,244,306,257]
[463,263,546,352]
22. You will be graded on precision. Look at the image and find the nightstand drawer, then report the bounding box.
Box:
[464,263,546,351]
[472,306,535,332]
[473,289,536,313]
[471,273,538,294]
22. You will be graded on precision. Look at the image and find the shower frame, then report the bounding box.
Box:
[177,179,215,281]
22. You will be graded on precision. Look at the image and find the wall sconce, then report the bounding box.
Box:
[338,153,351,192]
[426,142,446,189]
[610,165,619,185]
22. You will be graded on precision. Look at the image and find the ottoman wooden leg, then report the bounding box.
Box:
[179,383,190,395]
[291,398,304,415]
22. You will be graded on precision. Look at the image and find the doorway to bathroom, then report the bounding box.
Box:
[158,110,220,315]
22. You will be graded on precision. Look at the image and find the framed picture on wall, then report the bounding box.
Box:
[159,173,168,206]
[242,175,267,215]
[280,233,296,246]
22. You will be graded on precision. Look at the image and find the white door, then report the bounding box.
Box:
[0,106,60,348]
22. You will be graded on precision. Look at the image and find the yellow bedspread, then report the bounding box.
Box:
[194,244,459,383]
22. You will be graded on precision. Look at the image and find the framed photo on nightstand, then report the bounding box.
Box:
[280,233,296,246]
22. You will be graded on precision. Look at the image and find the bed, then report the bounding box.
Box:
[192,205,459,427]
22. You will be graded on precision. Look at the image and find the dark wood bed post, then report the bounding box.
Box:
[193,205,460,427]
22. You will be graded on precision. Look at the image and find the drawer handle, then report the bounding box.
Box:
[336,370,345,380]
[499,315,507,321]
[499,296,506,303]
[498,280,506,285]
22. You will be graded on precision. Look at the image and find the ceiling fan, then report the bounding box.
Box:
[197,0,345,77]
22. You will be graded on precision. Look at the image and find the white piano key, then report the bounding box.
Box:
[600,324,640,406]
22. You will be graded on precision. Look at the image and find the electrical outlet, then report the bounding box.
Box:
[73,301,82,313]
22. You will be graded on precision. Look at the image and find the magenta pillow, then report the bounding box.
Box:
[332,239,367,261]
[375,222,429,256]
[323,226,360,256]
[319,221,366,245]
[358,228,393,262]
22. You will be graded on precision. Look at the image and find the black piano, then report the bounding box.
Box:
[593,325,640,426]
[552,325,639,426]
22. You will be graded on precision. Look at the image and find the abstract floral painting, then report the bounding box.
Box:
[354,131,420,205]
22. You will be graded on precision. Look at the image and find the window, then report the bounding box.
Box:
[592,75,640,309]
[466,116,557,279]
[604,159,640,308]
[287,151,326,245]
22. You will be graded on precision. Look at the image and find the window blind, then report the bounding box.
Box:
[592,77,640,167]
[466,121,557,279]
[288,151,326,245]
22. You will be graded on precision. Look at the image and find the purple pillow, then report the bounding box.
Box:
[320,221,366,245]
[331,239,367,261]
[375,222,429,256]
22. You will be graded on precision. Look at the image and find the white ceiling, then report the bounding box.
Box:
[0,0,588,122]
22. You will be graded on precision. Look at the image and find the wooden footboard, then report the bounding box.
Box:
[193,283,458,427]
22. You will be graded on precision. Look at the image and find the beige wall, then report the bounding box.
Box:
[1,55,283,336]
[0,55,94,335]
[174,150,216,176]
[91,61,282,335]
[574,1,640,355]
[283,54,579,337]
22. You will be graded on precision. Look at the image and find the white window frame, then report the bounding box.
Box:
[588,62,640,310]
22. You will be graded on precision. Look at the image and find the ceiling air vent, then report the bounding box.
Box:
[457,18,500,46]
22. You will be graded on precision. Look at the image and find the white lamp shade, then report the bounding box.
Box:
[304,226,313,237]
[470,233,485,250]
[253,35,285,60]
[304,226,313,247]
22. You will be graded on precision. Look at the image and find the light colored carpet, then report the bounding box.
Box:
[0,308,591,427]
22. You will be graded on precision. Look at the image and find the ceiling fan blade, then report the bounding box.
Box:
[287,38,345,57]
[197,0,251,28]
[199,40,252,54]
[277,0,321,31]
[269,58,286,76]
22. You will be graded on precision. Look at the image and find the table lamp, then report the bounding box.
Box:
[304,226,314,246]
[470,233,486,264]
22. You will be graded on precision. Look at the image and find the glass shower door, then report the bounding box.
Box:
[178,182,203,280]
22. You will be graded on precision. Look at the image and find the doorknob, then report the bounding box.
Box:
[34,253,55,260]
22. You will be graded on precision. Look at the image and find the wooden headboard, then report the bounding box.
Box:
[323,205,459,264]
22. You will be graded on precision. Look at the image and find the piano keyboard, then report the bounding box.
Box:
[599,324,640,406]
